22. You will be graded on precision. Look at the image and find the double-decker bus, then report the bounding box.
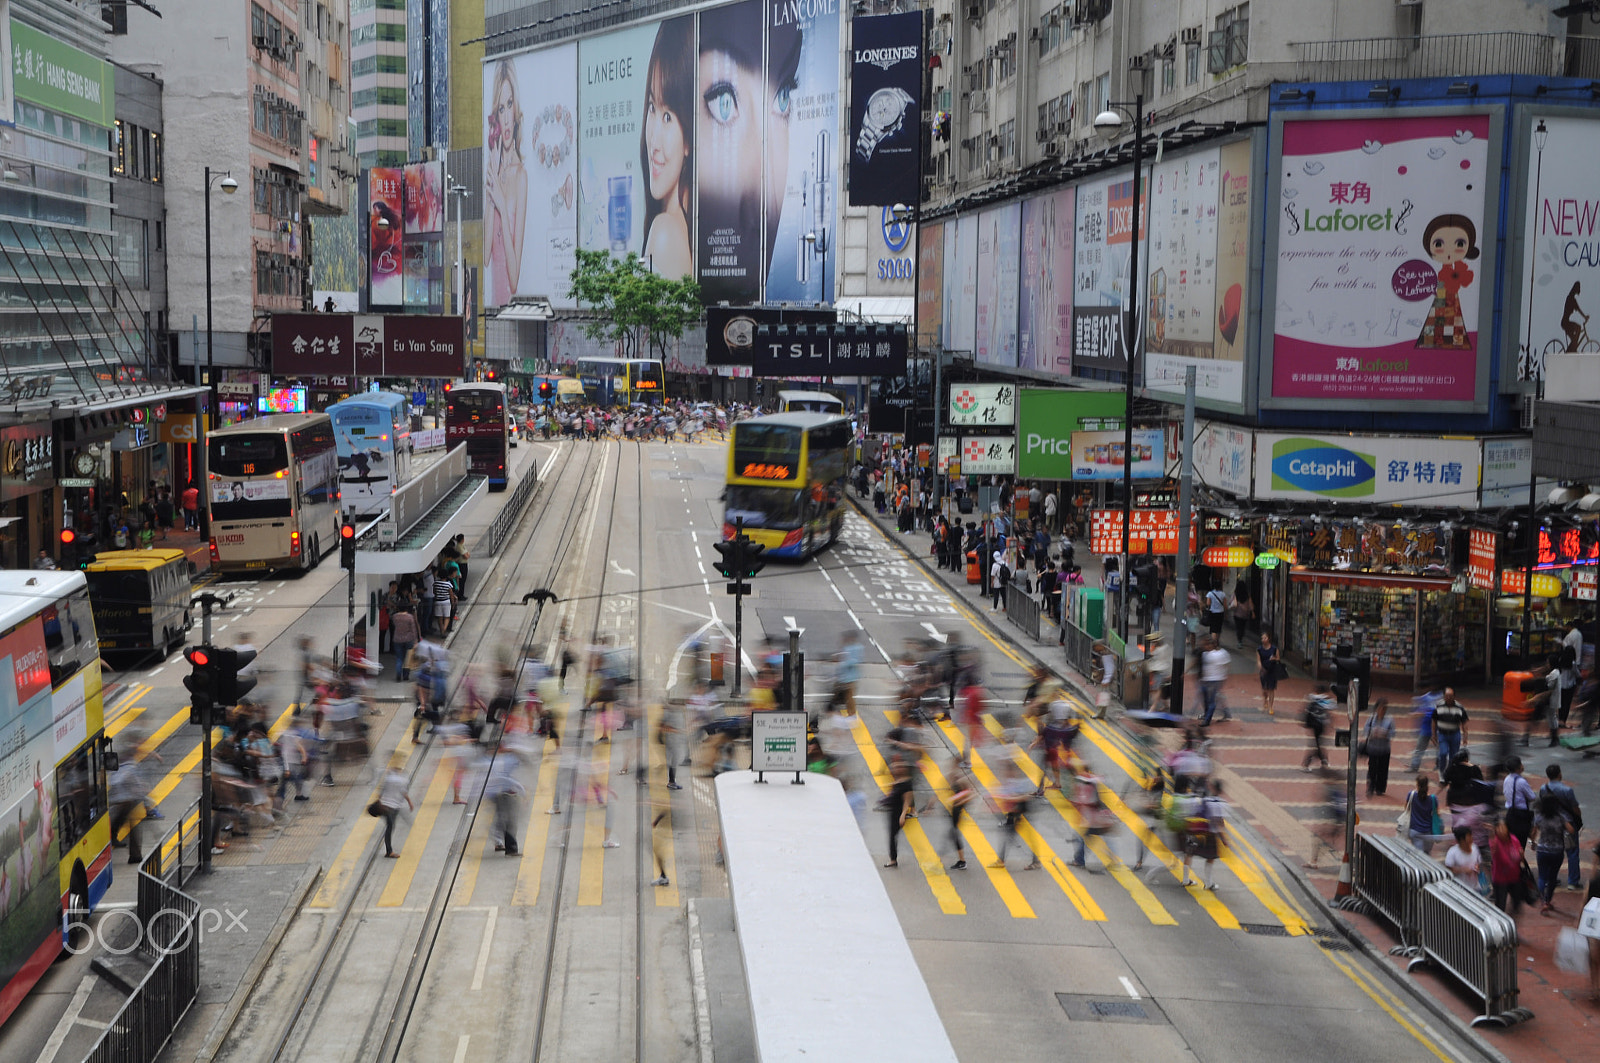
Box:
[0,571,109,1028]
[575,356,666,406]
[724,413,851,559]
[328,393,414,518]
[207,413,340,572]
[777,389,846,416]
[446,382,511,489]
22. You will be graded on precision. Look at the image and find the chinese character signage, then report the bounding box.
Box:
[1468,529,1497,591]
[1573,568,1597,602]
[1253,433,1480,507]
[10,17,112,128]
[1266,112,1495,408]
[748,323,907,376]
[1089,509,1196,556]
[271,314,466,377]
[947,383,1015,427]
[960,435,1015,474]
[1072,169,1146,373]
[847,12,922,207]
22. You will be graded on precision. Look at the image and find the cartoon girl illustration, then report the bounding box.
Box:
[485,60,529,306]
[640,18,695,280]
[1415,213,1479,350]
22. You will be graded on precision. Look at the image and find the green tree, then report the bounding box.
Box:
[567,249,702,361]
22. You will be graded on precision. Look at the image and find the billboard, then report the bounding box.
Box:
[578,23,659,259]
[1019,187,1074,375]
[960,436,1015,475]
[368,167,404,305]
[1014,387,1126,480]
[947,383,1015,427]
[1253,432,1481,507]
[1266,111,1495,408]
[483,44,578,307]
[1190,420,1253,498]
[847,11,922,207]
[975,203,1020,366]
[403,160,443,234]
[1512,113,1600,381]
[704,304,835,364]
[1071,428,1164,481]
[916,221,943,349]
[944,214,978,352]
[1072,169,1146,373]
[272,314,466,377]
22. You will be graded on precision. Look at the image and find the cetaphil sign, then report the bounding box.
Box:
[1014,387,1126,479]
[1254,432,1481,506]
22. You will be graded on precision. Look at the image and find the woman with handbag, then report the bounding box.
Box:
[1402,774,1441,854]
[1256,631,1282,717]
[372,762,413,858]
[1534,795,1572,913]
[1489,819,1527,915]
[1361,698,1396,796]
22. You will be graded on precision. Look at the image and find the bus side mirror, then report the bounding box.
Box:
[188,561,198,577]
[103,749,120,773]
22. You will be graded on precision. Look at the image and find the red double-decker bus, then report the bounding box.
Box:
[445,382,511,489]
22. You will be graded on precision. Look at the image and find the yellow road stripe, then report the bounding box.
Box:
[959,718,1177,927]
[577,741,616,907]
[1222,827,1313,934]
[511,743,561,906]
[137,705,190,759]
[107,706,147,738]
[850,719,966,915]
[378,760,452,906]
[915,749,1037,919]
[646,704,680,907]
[308,721,417,909]
[1323,949,1460,1063]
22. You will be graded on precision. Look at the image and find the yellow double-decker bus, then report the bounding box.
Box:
[0,571,108,1028]
[724,413,851,559]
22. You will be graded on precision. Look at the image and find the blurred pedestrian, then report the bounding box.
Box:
[1534,794,1570,912]
[1432,687,1468,774]
[946,758,975,871]
[882,757,914,869]
[1199,636,1230,725]
[1489,819,1525,916]
[989,760,1041,871]
[1503,756,1537,849]
[375,762,413,858]
[1361,698,1395,796]
[1539,764,1585,891]
[1404,774,1440,855]
[485,752,525,854]
[1300,685,1332,771]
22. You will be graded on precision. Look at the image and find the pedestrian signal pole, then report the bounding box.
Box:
[712,517,766,697]
[187,590,231,872]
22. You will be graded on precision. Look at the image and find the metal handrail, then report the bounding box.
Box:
[476,458,539,557]
[1292,31,1600,81]
[86,866,202,1063]
[1408,878,1532,1027]
[1346,832,1451,955]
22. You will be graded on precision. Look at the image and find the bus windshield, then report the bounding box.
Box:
[209,434,288,477]
[450,391,503,418]
[632,361,664,395]
[725,484,804,528]
[732,425,801,480]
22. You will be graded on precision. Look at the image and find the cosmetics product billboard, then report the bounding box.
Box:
[1018,187,1074,375]
[368,167,403,306]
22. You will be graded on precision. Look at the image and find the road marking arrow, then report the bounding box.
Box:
[610,559,636,577]
[921,622,948,644]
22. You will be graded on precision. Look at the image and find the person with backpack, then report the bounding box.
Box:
[1301,684,1333,771]
[1539,763,1585,891]
[989,550,1010,611]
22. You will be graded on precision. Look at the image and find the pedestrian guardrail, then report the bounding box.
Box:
[1343,832,1451,955]
[476,457,539,557]
[86,813,204,1063]
[1003,582,1042,642]
[139,795,203,896]
[1408,878,1532,1028]
[1062,619,1096,678]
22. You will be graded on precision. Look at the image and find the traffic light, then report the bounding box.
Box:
[538,381,554,403]
[1331,645,1371,716]
[742,540,766,579]
[184,646,215,725]
[212,647,258,708]
[712,534,767,594]
[1131,559,1159,603]
[340,520,356,569]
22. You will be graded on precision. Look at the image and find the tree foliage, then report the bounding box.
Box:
[568,249,702,360]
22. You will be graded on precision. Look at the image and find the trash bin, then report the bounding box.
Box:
[1502,670,1537,722]
[966,550,981,585]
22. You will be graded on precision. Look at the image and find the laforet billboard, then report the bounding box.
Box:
[483,0,841,310]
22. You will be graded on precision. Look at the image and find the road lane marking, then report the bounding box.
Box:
[470,906,498,991]
[37,974,96,1063]
[577,740,617,907]
[849,718,966,915]
[914,751,1043,919]
[1120,976,1140,998]
[378,760,453,906]
[107,706,147,738]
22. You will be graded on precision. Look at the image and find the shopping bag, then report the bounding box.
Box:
[1580,898,1600,940]
[1556,927,1592,975]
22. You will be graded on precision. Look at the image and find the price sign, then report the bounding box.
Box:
[947,384,1016,427]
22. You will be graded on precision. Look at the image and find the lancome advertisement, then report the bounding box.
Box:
[483,45,578,308]
[1019,187,1074,375]
[1266,112,1494,408]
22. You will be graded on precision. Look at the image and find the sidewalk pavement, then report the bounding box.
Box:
[861,497,1598,1063]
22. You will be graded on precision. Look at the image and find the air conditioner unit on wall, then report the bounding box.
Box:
[1043,139,1063,157]
[1182,26,1201,45]
[1036,125,1051,142]
[966,5,983,21]
[968,90,988,111]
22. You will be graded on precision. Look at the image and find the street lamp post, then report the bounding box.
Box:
[448,177,468,317]
[1094,93,1145,645]
[202,167,237,538]
[892,202,927,495]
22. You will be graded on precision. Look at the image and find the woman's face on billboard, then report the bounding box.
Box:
[697,48,762,206]
[645,71,687,203]
[493,80,517,154]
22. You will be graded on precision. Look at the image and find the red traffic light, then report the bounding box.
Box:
[340,523,356,540]
[185,647,211,667]
[60,529,76,545]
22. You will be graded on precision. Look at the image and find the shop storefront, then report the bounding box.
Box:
[1,420,58,567]
[1487,522,1598,672]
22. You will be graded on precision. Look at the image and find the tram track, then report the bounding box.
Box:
[256,437,608,1063]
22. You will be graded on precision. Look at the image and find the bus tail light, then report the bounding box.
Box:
[290,530,301,556]
[209,538,220,563]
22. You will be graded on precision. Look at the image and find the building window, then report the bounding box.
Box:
[1186,41,1200,85]
[1078,80,1092,126]
[1209,3,1249,74]
[114,215,147,287]
[1096,73,1110,115]
[1161,57,1176,95]
[997,119,1016,161]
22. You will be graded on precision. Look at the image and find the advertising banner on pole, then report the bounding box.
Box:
[1019,187,1074,376]
[1265,111,1496,408]
[847,11,921,207]
[975,203,1020,366]
[483,44,578,307]
[1072,169,1146,373]
[368,168,404,306]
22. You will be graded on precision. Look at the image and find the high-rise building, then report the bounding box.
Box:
[353,0,408,168]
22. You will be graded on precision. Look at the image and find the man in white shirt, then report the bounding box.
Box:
[1043,490,1059,535]
[1199,636,1232,725]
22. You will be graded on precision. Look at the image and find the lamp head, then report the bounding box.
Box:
[1093,109,1125,140]
[220,176,239,194]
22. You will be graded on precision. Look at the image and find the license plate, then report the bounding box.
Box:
[98,639,115,648]
[245,560,267,569]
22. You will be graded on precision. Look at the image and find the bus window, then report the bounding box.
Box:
[210,434,289,477]
[42,590,97,688]
[451,390,504,420]
[55,739,103,853]
[726,485,805,528]
[732,425,801,479]
[633,361,664,394]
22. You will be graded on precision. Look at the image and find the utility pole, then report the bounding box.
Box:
[713,517,765,697]
[1168,367,1196,715]
[188,591,231,872]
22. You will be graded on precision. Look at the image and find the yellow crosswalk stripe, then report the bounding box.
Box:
[1217,823,1312,935]
[511,742,561,906]
[577,741,616,907]
[915,749,1038,919]
[310,722,417,909]
[378,760,453,906]
[136,705,190,759]
[963,717,1177,927]
[849,718,966,915]
[108,706,147,738]
[646,704,679,907]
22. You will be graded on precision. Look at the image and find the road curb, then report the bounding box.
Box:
[854,498,1510,1063]
[192,862,323,1063]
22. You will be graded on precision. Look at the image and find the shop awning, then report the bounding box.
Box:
[495,299,555,322]
[836,296,913,324]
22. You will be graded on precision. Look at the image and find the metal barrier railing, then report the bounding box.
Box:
[1003,582,1042,642]
[1408,878,1532,1028]
[1343,832,1451,955]
[476,457,539,557]
[86,842,202,1063]
[138,794,203,896]
[1062,620,1097,679]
